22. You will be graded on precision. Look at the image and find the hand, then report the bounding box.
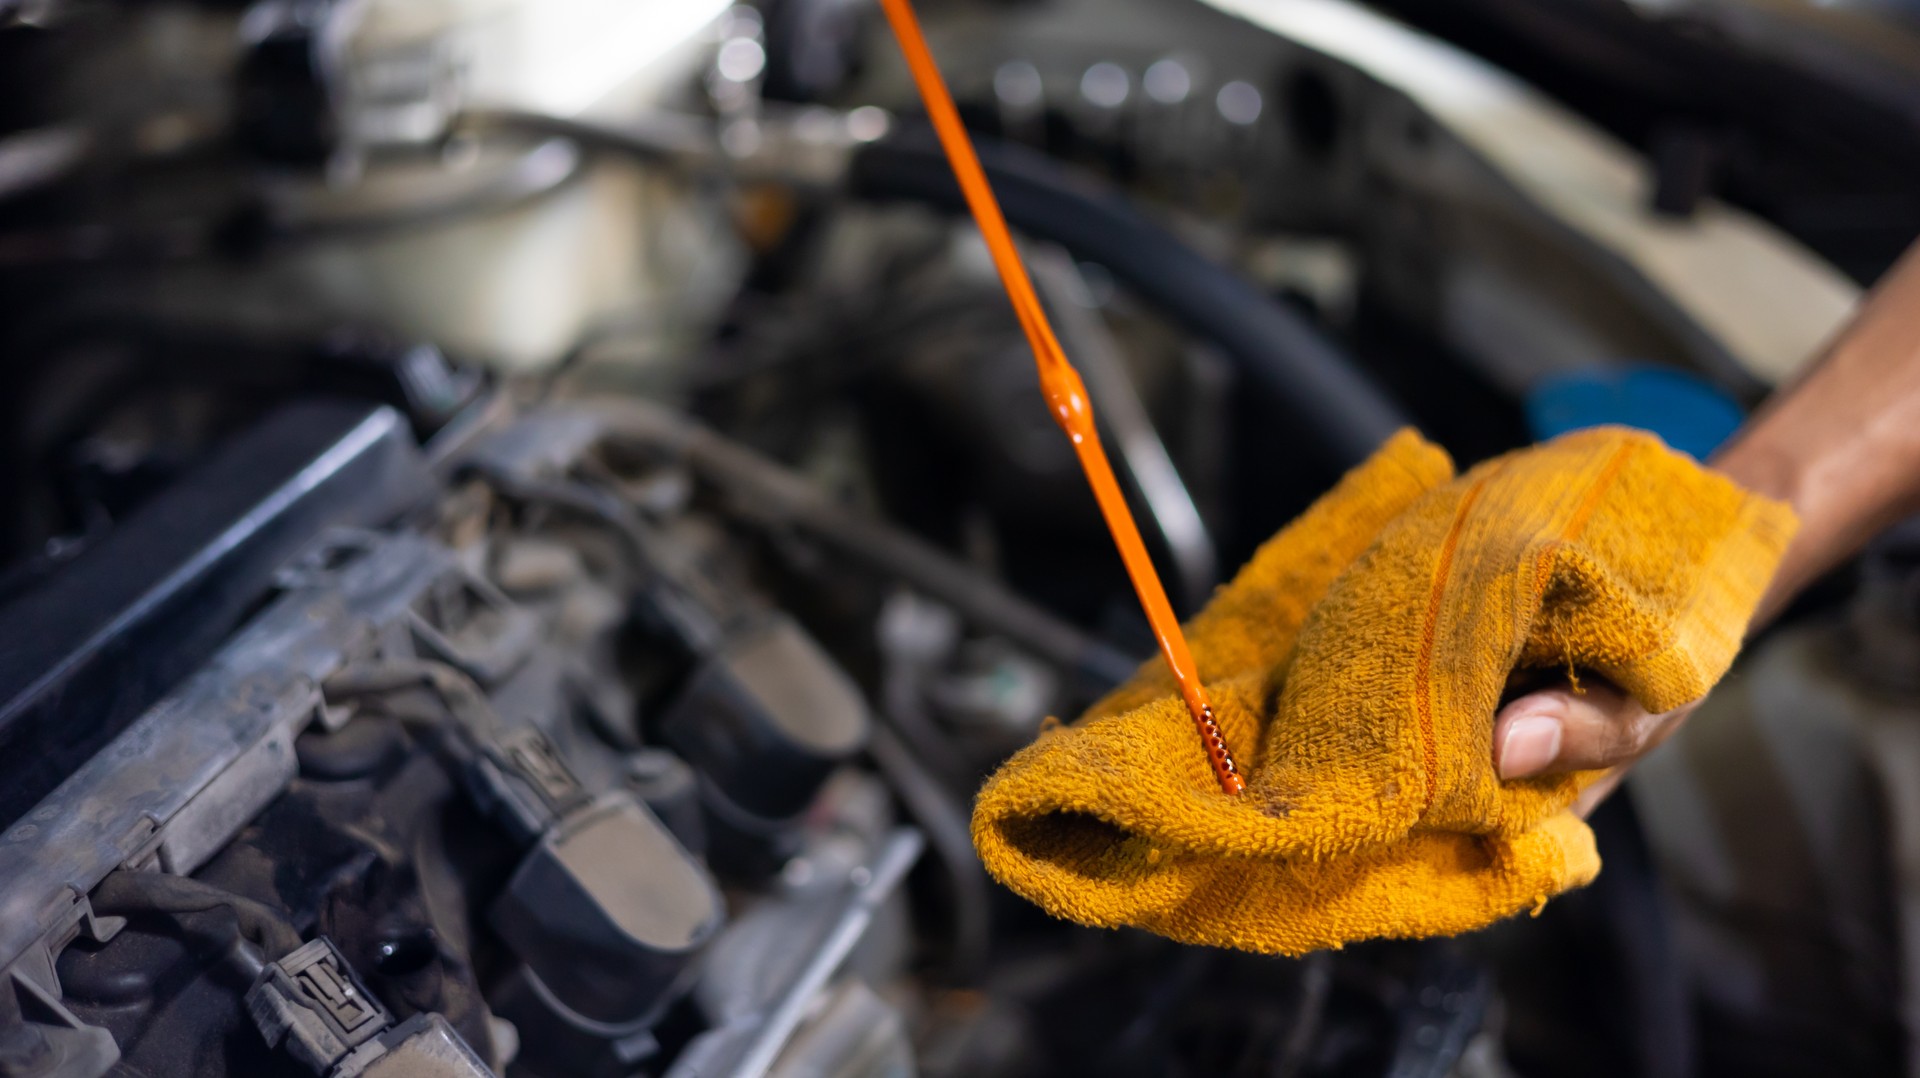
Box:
[1486,235,1920,818]
[1494,682,1700,817]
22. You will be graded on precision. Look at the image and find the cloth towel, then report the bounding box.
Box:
[972,427,1796,954]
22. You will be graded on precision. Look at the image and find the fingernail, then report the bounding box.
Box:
[1499,714,1563,779]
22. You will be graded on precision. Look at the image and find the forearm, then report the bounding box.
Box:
[1712,238,1920,622]
[1513,238,1920,798]
[1505,239,1920,791]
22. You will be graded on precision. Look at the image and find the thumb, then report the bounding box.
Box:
[1494,681,1695,780]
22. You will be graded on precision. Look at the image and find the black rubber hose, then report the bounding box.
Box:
[847,125,1411,468]
[92,869,304,962]
[1271,953,1333,1078]
[591,402,1141,689]
[868,725,992,987]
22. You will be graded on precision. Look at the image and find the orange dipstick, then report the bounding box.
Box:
[875,0,1244,796]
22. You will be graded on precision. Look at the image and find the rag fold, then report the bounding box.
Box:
[973,426,1796,954]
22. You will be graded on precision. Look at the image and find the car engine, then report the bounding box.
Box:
[1,0,1914,1075]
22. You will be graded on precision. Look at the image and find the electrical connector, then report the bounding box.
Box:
[246,938,494,1077]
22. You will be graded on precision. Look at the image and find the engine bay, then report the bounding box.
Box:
[2,0,1915,1075]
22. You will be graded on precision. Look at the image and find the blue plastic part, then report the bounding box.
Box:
[1524,365,1745,460]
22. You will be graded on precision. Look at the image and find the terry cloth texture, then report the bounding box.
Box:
[973,426,1797,955]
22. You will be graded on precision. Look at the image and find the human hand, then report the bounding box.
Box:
[1488,235,1920,818]
[1494,681,1700,817]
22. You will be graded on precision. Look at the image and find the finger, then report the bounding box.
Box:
[1494,683,1682,779]
[1571,767,1628,818]
[1494,685,1622,779]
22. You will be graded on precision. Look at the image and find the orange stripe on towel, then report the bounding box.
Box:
[1415,477,1487,813]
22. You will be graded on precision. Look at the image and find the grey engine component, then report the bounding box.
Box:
[0,400,926,1078]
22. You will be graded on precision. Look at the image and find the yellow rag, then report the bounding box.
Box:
[972,426,1796,954]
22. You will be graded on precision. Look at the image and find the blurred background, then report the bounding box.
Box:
[0,1,1916,1075]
